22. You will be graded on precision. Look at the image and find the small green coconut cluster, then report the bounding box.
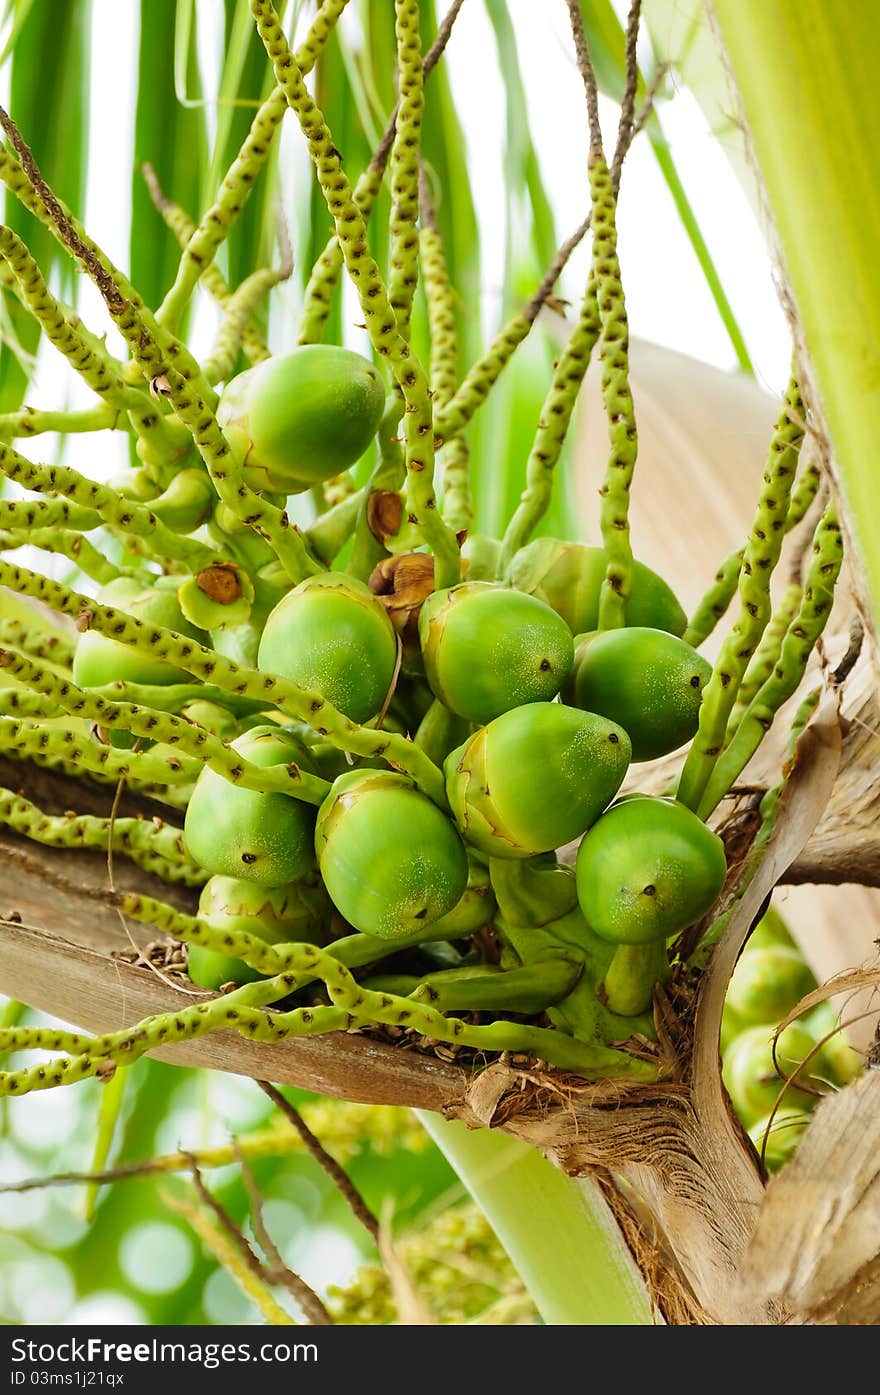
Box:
[171,496,727,1026]
[721,909,860,1171]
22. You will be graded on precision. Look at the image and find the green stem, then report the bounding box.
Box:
[677,375,804,811]
[697,501,843,819]
[140,162,268,365]
[388,0,423,340]
[82,1066,129,1221]
[250,0,462,589]
[602,940,668,1018]
[156,0,351,333]
[683,460,820,650]
[416,1115,655,1325]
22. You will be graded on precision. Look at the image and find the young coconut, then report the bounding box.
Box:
[187,874,331,990]
[725,944,817,1026]
[444,702,631,860]
[575,795,727,1015]
[507,538,687,637]
[570,627,712,761]
[315,769,469,939]
[216,344,385,494]
[722,1020,822,1125]
[418,581,574,725]
[257,573,399,724]
[184,725,319,887]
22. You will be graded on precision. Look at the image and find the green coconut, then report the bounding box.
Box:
[576,796,727,945]
[183,724,319,887]
[217,344,385,494]
[257,572,399,724]
[571,627,712,761]
[444,701,631,859]
[418,581,574,725]
[315,769,469,939]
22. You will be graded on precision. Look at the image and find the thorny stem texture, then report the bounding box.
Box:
[677,375,805,811]
[249,0,462,588]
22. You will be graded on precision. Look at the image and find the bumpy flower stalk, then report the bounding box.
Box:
[0,146,189,463]
[250,0,462,588]
[157,0,351,334]
[677,376,805,812]
[0,1000,350,1098]
[141,163,268,365]
[0,403,121,441]
[3,195,315,584]
[202,263,291,386]
[420,175,471,534]
[0,720,203,789]
[0,787,203,886]
[591,156,637,630]
[497,99,645,575]
[91,899,659,1080]
[0,899,657,1097]
[433,316,532,442]
[0,441,218,571]
[0,617,73,666]
[683,460,821,649]
[432,210,604,443]
[0,561,448,803]
[0,688,59,718]
[297,165,385,345]
[697,502,842,819]
[682,548,744,651]
[0,648,332,805]
[0,147,141,309]
[725,581,802,740]
[0,734,186,806]
[0,527,124,586]
[296,0,466,347]
[0,496,100,533]
[498,275,600,571]
[388,1,424,339]
[86,678,265,719]
[0,228,136,411]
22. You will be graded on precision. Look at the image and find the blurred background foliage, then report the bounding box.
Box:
[0,0,790,1325]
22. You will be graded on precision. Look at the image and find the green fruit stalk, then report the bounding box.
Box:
[677,376,805,812]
